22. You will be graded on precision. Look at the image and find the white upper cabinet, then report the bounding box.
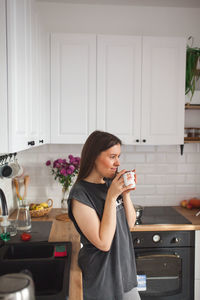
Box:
[97,35,142,144]
[30,4,50,147]
[7,0,31,152]
[1,0,50,153]
[51,34,186,145]
[0,0,8,153]
[97,35,186,145]
[51,34,96,143]
[141,37,186,145]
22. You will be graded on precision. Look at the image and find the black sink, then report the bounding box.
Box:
[0,241,72,300]
[4,243,54,260]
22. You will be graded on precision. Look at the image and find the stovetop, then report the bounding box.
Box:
[137,206,192,225]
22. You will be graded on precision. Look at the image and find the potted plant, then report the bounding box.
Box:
[185,46,200,104]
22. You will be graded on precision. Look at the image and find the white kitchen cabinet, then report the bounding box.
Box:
[0,0,50,154]
[31,3,50,147]
[6,0,32,152]
[38,27,51,145]
[0,0,8,153]
[195,230,200,300]
[141,37,186,145]
[51,34,96,143]
[97,35,186,145]
[51,34,186,145]
[97,35,142,144]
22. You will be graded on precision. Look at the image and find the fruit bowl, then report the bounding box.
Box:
[29,199,53,218]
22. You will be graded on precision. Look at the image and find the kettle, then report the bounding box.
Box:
[0,273,35,300]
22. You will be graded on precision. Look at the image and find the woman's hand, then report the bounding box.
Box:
[108,169,132,199]
[122,169,137,196]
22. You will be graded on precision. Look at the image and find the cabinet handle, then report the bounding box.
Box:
[39,139,44,144]
[143,139,146,143]
[136,139,140,143]
[28,141,35,146]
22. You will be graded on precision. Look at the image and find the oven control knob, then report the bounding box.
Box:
[171,237,180,243]
[134,238,141,245]
[152,234,161,243]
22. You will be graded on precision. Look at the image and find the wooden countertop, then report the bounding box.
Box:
[9,206,200,300]
[9,209,83,300]
[131,206,200,232]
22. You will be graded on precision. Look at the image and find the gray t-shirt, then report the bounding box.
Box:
[68,179,138,300]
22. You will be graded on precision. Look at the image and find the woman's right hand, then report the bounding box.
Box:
[107,169,130,199]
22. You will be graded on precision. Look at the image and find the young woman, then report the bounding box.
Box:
[68,131,140,300]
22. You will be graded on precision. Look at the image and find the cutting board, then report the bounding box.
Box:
[7,221,52,244]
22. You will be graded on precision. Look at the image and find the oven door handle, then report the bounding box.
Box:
[136,253,180,259]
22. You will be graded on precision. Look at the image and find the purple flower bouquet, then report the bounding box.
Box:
[46,155,80,191]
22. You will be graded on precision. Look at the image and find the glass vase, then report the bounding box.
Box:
[61,188,69,213]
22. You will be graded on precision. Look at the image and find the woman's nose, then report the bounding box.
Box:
[114,158,120,166]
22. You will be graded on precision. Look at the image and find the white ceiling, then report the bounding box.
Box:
[36,0,200,8]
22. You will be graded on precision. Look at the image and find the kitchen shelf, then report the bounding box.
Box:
[185,104,200,109]
[184,139,200,143]
[184,104,200,148]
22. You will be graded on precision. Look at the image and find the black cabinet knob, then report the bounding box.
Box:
[171,237,180,244]
[39,139,44,144]
[136,139,139,143]
[143,139,146,143]
[134,238,141,245]
[28,141,35,146]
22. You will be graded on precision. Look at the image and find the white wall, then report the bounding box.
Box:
[37,2,200,45]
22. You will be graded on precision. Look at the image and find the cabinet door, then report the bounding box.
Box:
[51,34,96,143]
[97,35,142,144]
[29,4,50,147]
[0,0,8,153]
[38,27,50,145]
[7,0,49,152]
[141,36,186,145]
[29,0,40,147]
[7,0,31,152]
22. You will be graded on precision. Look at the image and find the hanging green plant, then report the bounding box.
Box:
[185,46,200,101]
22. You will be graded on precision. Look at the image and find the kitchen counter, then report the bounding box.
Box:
[131,206,200,231]
[8,206,200,300]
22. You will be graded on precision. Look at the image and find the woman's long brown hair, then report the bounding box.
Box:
[76,131,121,182]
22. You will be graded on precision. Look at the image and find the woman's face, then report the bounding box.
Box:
[94,144,121,178]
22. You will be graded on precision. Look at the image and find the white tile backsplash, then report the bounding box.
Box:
[0,143,200,213]
[146,153,166,163]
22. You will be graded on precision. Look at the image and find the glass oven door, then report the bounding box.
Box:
[135,248,194,300]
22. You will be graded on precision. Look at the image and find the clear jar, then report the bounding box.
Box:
[16,200,31,232]
[187,128,196,137]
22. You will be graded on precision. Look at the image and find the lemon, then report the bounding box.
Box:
[40,202,49,208]
[35,205,44,210]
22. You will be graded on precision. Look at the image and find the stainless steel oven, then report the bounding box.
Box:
[132,230,195,300]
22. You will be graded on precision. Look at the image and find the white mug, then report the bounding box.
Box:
[7,159,23,179]
[123,171,136,189]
